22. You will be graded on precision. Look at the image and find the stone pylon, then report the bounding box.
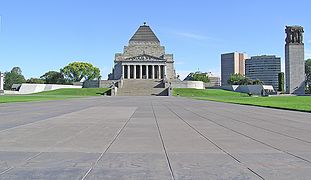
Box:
[285,26,305,94]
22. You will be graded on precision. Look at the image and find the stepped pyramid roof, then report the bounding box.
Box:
[129,23,160,43]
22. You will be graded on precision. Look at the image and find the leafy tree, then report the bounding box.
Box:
[252,79,263,85]
[60,62,100,82]
[278,72,285,93]
[11,67,22,75]
[192,72,210,83]
[4,67,26,90]
[228,74,247,85]
[26,78,45,84]
[40,71,66,84]
[227,73,262,85]
[306,59,311,94]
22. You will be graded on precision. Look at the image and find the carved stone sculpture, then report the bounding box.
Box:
[285,26,304,44]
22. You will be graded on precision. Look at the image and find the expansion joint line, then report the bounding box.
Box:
[0,151,44,176]
[151,102,175,180]
[164,103,265,180]
[81,108,137,180]
[1,122,99,176]
[177,103,311,164]
[0,104,97,134]
[205,106,311,144]
[222,106,311,133]
[0,102,113,176]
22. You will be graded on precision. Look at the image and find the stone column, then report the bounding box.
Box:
[140,65,142,79]
[127,65,130,79]
[122,65,124,79]
[152,65,155,79]
[133,65,136,79]
[146,65,149,79]
[163,65,167,78]
[159,65,162,79]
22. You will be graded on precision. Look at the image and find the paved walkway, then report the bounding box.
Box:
[0,97,311,179]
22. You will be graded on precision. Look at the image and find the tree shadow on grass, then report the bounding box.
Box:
[96,89,111,96]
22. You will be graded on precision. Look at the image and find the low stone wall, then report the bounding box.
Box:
[83,80,99,88]
[204,82,220,88]
[100,80,117,88]
[4,90,20,95]
[9,83,82,94]
[84,79,204,90]
[221,85,275,96]
[171,81,204,89]
[83,80,118,88]
[221,85,239,91]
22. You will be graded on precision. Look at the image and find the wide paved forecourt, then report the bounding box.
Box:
[0,96,311,179]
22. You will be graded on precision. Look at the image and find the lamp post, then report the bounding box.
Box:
[0,72,4,95]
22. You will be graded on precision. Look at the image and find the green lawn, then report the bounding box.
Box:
[173,88,311,112]
[0,88,110,103]
[0,95,76,103]
[35,88,110,96]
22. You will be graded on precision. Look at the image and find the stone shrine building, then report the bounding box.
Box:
[83,23,205,95]
[109,23,176,81]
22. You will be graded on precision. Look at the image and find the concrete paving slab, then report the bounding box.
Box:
[169,153,259,180]
[0,96,311,179]
[88,153,172,180]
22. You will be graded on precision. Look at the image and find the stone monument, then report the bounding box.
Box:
[0,72,4,95]
[285,26,305,94]
[110,23,176,81]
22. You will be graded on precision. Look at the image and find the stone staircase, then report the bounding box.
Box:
[117,79,168,96]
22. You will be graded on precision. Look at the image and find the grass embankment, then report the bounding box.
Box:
[0,88,110,103]
[35,88,110,96]
[173,88,311,112]
[0,95,75,103]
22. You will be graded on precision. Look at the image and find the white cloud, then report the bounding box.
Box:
[175,61,185,65]
[174,32,210,40]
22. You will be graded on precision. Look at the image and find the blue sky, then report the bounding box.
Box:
[0,0,311,79]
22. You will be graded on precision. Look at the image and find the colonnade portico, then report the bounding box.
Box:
[122,64,166,79]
